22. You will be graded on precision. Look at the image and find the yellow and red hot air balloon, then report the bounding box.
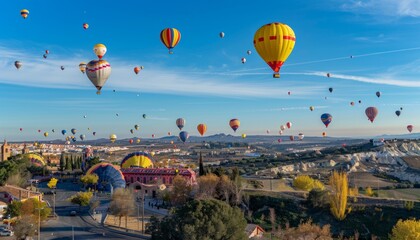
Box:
[160,28,181,54]
[197,124,207,136]
[93,44,107,59]
[83,23,89,30]
[20,9,29,19]
[134,66,144,75]
[253,22,296,78]
[229,119,240,132]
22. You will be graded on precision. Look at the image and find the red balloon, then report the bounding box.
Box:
[365,107,378,123]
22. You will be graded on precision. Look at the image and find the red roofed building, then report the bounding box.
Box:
[122,168,197,186]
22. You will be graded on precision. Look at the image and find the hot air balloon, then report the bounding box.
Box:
[350,102,355,106]
[80,134,85,141]
[130,129,134,134]
[150,151,156,157]
[327,73,331,78]
[160,28,181,54]
[288,91,291,96]
[321,113,333,128]
[136,139,141,144]
[142,114,146,119]
[134,66,144,75]
[20,9,29,19]
[14,61,22,69]
[170,141,174,144]
[358,100,362,104]
[43,54,47,59]
[247,50,252,55]
[253,22,295,78]
[280,125,286,131]
[86,163,126,189]
[134,125,139,130]
[86,59,111,94]
[241,58,246,64]
[109,134,117,143]
[20,128,23,132]
[83,115,87,119]
[45,50,49,54]
[407,125,413,133]
[93,132,96,136]
[266,130,270,134]
[229,119,240,132]
[129,139,134,144]
[61,130,66,135]
[83,23,89,29]
[400,107,403,111]
[342,143,347,147]
[79,62,86,74]
[168,132,171,136]
[151,134,155,138]
[309,106,314,111]
[116,113,119,117]
[298,133,304,140]
[289,136,294,141]
[395,110,401,117]
[93,44,107,59]
[219,32,225,38]
[365,107,378,123]
[44,132,49,137]
[322,132,327,137]
[52,129,55,133]
[197,124,207,136]
[61,66,65,70]
[71,128,77,134]
[279,130,283,135]
[241,133,247,139]
[38,130,41,133]
[286,122,292,129]
[176,118,185,130]
[328,87,333,93]
[179,131,189,143]
[376,91,381,98]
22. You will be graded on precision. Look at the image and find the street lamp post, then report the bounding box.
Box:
[142,192,145,234]
[36,207,44,240]
[52,190,56,218]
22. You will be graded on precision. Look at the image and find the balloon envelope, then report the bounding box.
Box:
[407,125,413,133]
[286,122,292,129]
[160,28,181,54]
[376,91,381,98]
[93,43,107,59]
[395,110,401,117]
[229,119,240,132]
[179,131,189,143]
[176,118,185,130]
[86,60,111,94]
[71,128,77,134]
[197,124,207,136]
[365,107,378,123]
[321,113,333,128]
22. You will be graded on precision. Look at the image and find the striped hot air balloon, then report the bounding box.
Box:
[176,118,185,130]
[86,60,111,94]
[229,119,240,132]
[160,28,181,54]
[321,113,333,128]
[20,9,29,19]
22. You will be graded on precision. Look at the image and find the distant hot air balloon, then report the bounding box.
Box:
[279,130,283,135]
[80,134,85,141]
[44,132,49,137]
[109,134,117,143]
[14,61,22,69]
[241,58,246,64]
[197,124,207,136]
[286,122,292,129]
[395,110,401,117]
[253,22,295,78]
[247,50,252,55]
[219,32,225,38]
[20,128,23,132]
[365,107,378,123]
[43,54,47,59]
[289,136,294,141]
[142,114,146,119]
[116,113,119,117]
[79,62,86,74]
[38,130,41,133]
[86,59,111,94]
[93,132,96,136]
[93,44,107,59]
[151,134,155,138]
[309,106,314,111]
[321,113,333,128]
[45,50,49,54]
[358,100,362,104]
[328,87,333,93]
[298,133,304,140]
[134,66,144,75]
[327,73,331,78]
[134,124,139,130]
[400,107,403,111]
[342,143,347,147]
[160,28,181,54]
[407,125,413,133]
[322,132,327,137]
[72,138,77,142]
[52,129,55,133]
[280,125,286,131]
[350,102,355,106]
[241,133,247,139]
[130,129,134,134]
[266,130,270,134]
[229,119,240,132]
[288,91,291,96]
[83,23,89,29]
[20,9,29,19]
[278,139,282,143]
[168,132,171,136]
[129,139,134,144]
[61,130,66,135]
[83,115,87,119]
[61,66,65,70]
[176,118,185,130]
[170,141,174,144]
[179,131,189,143]
[71,128,77,134]
[376,91,381,98]
[136,139,141,144]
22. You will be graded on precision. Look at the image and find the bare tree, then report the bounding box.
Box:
[109,188,135,229]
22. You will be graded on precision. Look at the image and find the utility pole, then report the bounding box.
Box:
[142,192,145,234]
[36,207,44,240]
[53,191,56,218]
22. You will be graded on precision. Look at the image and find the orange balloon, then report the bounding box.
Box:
[197,124,207,136]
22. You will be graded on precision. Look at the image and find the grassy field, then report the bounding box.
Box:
[349,172,396,188]
[377,188,420,201]
[243,178,294,191]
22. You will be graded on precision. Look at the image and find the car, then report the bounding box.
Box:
[70,211,77,216]
[0,230,13,236]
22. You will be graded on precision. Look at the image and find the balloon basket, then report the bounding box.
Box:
[273,73,280,78]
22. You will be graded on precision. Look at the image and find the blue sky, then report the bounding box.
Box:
[1,0,420,141]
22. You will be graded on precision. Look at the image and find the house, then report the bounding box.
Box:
[245,224,265,239]
[0,184,43,203]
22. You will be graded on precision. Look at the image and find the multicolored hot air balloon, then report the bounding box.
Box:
[20,9,29,19]
[79,62,86,74]
[86,163,126,189]
[253,22,295,78]
[14,61,22,69]
[376,91,381,98]
[322,132,327,137]
[241,57,246,64]
[298,133,304,140]
[93,44,107,59]
[134,124,139,130]
[71,128,77,134]
[286,122,292,129]
[160,28,181,54]
[134,66,144,75]
[280,125,286,131]
[197,124,207,136]
[407,125,413,133]
[229,119,240,132]
[80,134,85,141]
[83,23,89,30]
[109,134,117,143]
[176,118,185,130]
[365,107,378,123]
[321,113,332,128]
[179,131,189,143]
[86,60,111,94]
[395,110,401,117]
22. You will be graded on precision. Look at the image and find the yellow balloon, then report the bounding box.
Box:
[241,133,247,139]
[253,23,295,78]
[109,134,117,143]
[93,43,107,59]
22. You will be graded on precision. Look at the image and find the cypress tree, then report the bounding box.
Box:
[59,153,65,172]
[199,152,205,176]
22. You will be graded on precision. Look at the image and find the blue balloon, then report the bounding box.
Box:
[179,131,189,143]
[61,130,67,135]
[320,113,333,128]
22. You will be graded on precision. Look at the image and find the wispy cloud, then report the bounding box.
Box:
[341,0,420,18]
[252,106,329,112]
[353,34,393,43]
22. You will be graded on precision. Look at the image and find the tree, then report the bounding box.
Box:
[390,219,420,240]
[273,219,332,240]
[365,186,374,197]
[293,175,324,191]
[196,173,219,199]
[5,200,23,218]
[19,198,51,221]
[65,156,72,171]
[59,153,65,172]
[150,199,247,240]
[307,189,329,208]
[13,215,37,240]
[217,174,234,204]
[199,152,205,176]
[108,188,135,228]
[170,175,192,206]
[329,171,351,221]
[47,177,58,189]
[68,191,93,209]
[80,173,99,189]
